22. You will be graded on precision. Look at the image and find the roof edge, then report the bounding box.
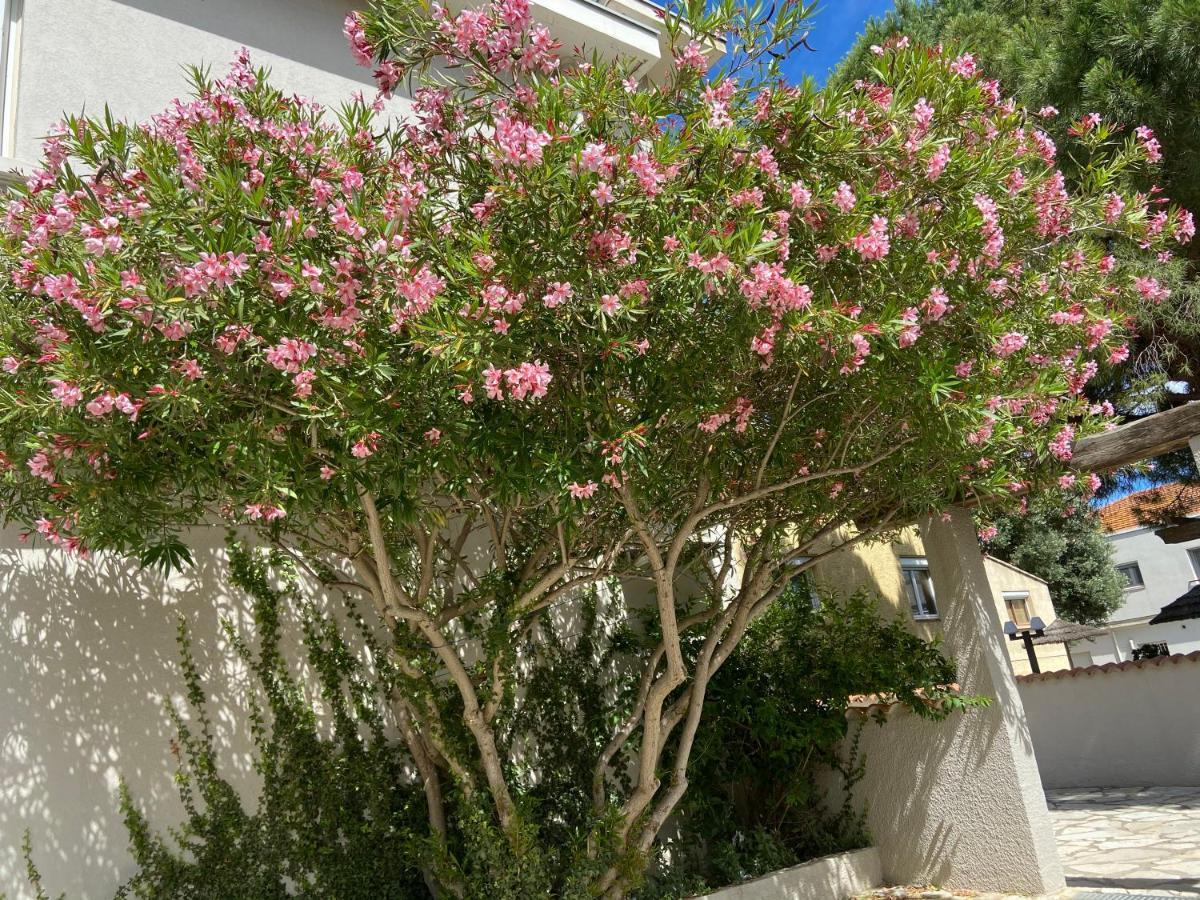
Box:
[1016,649,1200,684]
[983,554,1049,585]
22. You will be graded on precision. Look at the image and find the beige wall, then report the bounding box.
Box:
[1017,653,1200,788]
[822,511,1065,895]
[808,527,1070,675]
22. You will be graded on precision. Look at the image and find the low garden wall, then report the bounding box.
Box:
[1016,651,1200,788]
[690,847,881,900]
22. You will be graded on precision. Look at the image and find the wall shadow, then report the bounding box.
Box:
[0,527,362,900]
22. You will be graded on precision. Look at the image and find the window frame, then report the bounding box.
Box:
[1002,591,1031,628]
[900,556,939,620]
[788,557,822,611]
[1188,546,1200,582]
[1116,562,1144,591]
[0,0,22,159]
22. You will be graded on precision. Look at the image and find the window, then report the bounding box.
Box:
[0,1,20,158]
[789,558,821,610]
[1003,592,1031,627]
[1116,562,1144,590]
[1189,547,1200,581]
[900,557,938,619]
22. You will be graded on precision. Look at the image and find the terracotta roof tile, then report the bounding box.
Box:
[1097,483,1200,534]
[1015,649,1200,683]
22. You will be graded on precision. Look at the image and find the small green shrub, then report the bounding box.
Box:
[639,586,977,895]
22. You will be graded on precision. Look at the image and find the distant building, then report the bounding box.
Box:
[1087,483,1200,665]
[806,525,1072,676]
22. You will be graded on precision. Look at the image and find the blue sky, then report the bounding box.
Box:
[779,0,895,84]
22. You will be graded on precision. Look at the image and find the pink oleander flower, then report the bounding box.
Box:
[993,332,1028,357]
[1049,426,1075,462]
[504,360,553,400]
[343,13,373,66]
[542,281,573,308]
[924,286,950,321]
[568,480,599,499]
[1135,125,1162,163]
[1103,192,1125,223]
[912,97,934,132]
[850,215,890,261]
[425,427,441,444]
[1133,276,1170,303]
[27,451,55,482]
[352,432,380,458]
[265,338,318,373]
[927,143,951,181]
[494,115,552,167]
[245,503,287,521]
[50,379,82,407]
[591,182,614,206]
[948,53,977,78]
[675,40,708,73]
[832,181,856,213]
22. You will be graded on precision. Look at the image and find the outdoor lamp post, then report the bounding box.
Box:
[1003,616,1046,674]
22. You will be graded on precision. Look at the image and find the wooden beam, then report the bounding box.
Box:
[1070,402,1200,472]
[1157,519,1200,545]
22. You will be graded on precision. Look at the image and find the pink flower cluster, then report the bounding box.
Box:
[264,338,318,373]
[482,361,553,401]
[850,215,890,261]
[493,115,553,167]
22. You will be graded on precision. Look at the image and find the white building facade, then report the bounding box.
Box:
[1080,484,1200,666]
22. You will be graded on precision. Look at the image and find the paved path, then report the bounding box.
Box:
[1046,786,1200,897]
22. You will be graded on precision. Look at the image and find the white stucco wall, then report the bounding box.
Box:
[692,847,882,900]
[0,529,298,899]
[823,512,1064,896]
[1017,652,1200,788]
[7,0,410,165]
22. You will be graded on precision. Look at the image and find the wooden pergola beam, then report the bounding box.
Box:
[1070,402,1200,473]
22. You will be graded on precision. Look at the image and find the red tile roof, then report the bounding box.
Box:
[1015,649,1200,683]
[1097,483,1200,534]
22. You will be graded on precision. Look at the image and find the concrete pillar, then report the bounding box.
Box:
[849,507,1065,894]
[922,508,1064,892]
[1190,434,1200,471]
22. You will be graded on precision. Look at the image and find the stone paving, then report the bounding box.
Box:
[1046,786,1200,897]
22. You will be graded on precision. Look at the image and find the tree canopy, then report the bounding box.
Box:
[839,0,1200,416]
[0,0,1188,893]
[984,490,1125,626]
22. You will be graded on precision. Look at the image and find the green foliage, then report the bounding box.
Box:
[114,542,428,899]
[18,550,976,900]
[639,586,980,895]
[983,492,1125,625]
[837,0,1200,424]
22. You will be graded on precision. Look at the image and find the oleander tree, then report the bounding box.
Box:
[0,0,1189,893]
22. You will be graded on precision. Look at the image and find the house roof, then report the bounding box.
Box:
[1097,483,1200,534]
[1149,582,1200,625]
